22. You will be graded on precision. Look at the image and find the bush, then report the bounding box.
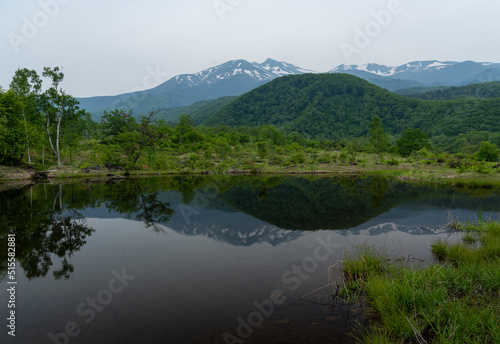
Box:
[289,152,306,164]
[447,158,462,169]
[317,154,330,164]
[415,147,433,159]
[269,154,285,165]
[475,142,499,162]
[187,154,200,169]
[338,152,349,165]
[473,162,493,174]
[385,157,400,166]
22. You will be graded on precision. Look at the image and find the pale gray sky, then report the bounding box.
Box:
[1,0,499,97]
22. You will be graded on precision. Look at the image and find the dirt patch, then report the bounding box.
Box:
[0,166,34,181]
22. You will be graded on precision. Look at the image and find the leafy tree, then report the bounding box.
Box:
[213,137,231,162]
[116,110,160,168]
[257,141,267,159]
[101,109,135,138]
[9,68,42,165]
[396,129,431,157]
[475,141,499,162]
[176,114,203,145]
[368,115,389,163]
[41,67,81,166]
[62,109,91,165]
[0,90,25,165]
[346,138,363,162]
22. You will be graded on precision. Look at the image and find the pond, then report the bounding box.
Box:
[1,175,499,343]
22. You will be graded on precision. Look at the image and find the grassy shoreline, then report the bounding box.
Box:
[1,163,499,188]
[335,220,500,343]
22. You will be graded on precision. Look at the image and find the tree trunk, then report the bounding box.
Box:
[22,109,31,165]
[46,111,62,166]
[56,108,62,166]
[46,114,59,162]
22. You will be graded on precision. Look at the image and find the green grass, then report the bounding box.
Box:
[336,221,500,343]
[342,244,387,281]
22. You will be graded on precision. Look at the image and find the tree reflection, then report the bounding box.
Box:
[1,181,176,281]
[136,186,175,232]
[99,181,175,232]
[9,184,94,280]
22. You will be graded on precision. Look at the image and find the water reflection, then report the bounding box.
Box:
[97,181,174,232]
[1,175,499,281]
[0,184,94,280]
[0,175,499,344]
[213,176,499,230]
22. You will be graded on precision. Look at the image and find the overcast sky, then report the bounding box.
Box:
[1,0,499,98]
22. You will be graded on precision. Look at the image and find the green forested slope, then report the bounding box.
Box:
[157,96,237,123]
[204,74,500,140]
[399,81,500,100]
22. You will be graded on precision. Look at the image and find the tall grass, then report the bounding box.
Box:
[336,221,500,343]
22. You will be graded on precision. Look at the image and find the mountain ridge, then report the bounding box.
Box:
[203,73,500,140]
[77,59,500,120]
[77,58,313,120]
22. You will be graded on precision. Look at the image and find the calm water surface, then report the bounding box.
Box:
[1,175,499,343]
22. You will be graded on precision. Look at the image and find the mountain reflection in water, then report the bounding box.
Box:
[1,175,499,280]
[0,175,499,344]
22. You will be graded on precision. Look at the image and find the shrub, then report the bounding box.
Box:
[475,142,499,162]
[317,154,330,164]
[385,157,400,166]
[289,152,306,164]
[447,158,462,169]
[338,152,349,164]
[415,147,433,159]
[473,162,493,174]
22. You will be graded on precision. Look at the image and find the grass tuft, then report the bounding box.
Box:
[342,244,387,281]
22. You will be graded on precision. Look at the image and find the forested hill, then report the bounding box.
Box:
[398,81,500,100]
[203,74,500,140]
[157,96,236,124]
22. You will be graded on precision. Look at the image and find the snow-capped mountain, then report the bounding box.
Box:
[153,60,271,91]
[329,60,500,90]
[78,59,500,120]
[258,58,316,76]
[78,58,315,119]
[148,58,305,94]
[330,60,458,76]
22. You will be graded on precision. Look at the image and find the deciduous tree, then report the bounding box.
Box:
[41,67,81,166]
[396,129,431,157]
[10,68,42,165]
[368,115,389,163]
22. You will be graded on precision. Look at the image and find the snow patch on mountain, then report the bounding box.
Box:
[164,58,317,91]
[425,61,448,69]
[330,60,461,76]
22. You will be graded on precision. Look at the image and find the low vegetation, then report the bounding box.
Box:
[333,220,500,343]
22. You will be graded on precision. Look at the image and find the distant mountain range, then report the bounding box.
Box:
[330,60,500,91]
[78,58,314,120]
[77,59,500,120]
